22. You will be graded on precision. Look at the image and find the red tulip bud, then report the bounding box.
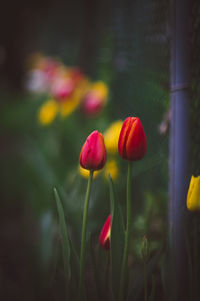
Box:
[99,214,111,250]
[80,130,107,171]
[118,117,147,161]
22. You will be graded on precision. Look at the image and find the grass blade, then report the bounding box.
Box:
[54,187,71,283]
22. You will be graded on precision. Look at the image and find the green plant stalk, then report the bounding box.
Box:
[119,162,132,301]
[105,251,110,296]
[144,260,147,301]
[78,170,93,301]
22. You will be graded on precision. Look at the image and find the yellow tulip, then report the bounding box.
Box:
[104,120,123,154]
[187,175,200,212]
[38,99,58,125]
[104,160,119,181]
[78,166,100,179]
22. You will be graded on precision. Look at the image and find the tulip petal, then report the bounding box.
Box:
[99,214,111,250]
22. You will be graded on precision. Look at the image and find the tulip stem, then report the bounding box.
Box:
[119,161,132,301]
[79,170,93,301]
[144,260,147,301]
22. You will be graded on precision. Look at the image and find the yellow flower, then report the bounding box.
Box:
[38,99,58,125]
[79,166,100,179]
[104,160,119,181]
[60,79,90,118]
[92,81,108,100]
[187,175,200,212]
[104,120,123,154]
[59,97,80,117]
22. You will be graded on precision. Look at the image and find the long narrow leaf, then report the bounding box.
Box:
[109,174,125,298]
[54,187,71,283]
[68,237,80,300]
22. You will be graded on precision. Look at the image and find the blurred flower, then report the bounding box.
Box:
[118,117,147,161]
[104,160,119,181]
[51,76,75,101]
[59,79,89,118]
[81,81,108,116]
[187,175,200,212]
[99,214,111,250]
[26,70,49,93]
[104,120,123,154]
[51,68,85,102]
[80,131,107,171]
[70,67,84,84]
[38,99,58,125]
[59,96,80,117]
[79,166,100,179]
[26,54,61,94]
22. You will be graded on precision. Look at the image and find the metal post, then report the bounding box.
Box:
[169,0,190,299]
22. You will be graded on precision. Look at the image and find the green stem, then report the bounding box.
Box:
[144,260,147,301]
[78,170,93,301]
[105,252,110,297]
[119,162,132,301]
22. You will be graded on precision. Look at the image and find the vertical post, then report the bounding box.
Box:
[169,0,190,300]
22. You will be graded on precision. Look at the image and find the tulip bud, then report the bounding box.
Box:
[99,214,111,250]
[80,130,107,171]
[187,175,200,212]
[118,117,147,161]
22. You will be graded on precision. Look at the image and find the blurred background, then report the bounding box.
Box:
[0,0,172,300]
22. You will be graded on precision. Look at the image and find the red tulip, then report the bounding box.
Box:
[99,214,111,250]
[80,130,107,171]
[118,117,147,161]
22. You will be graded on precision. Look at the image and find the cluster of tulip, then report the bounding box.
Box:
[25,53,108,125]
[78,116,147,301]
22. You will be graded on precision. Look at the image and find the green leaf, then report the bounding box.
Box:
[68,236,80,300]
[109,174,125,298]
[54,187,71,282]
[39,211,55,269]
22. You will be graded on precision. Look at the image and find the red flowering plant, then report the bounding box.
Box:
[54,114,149,301]
[20,51,167,301]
